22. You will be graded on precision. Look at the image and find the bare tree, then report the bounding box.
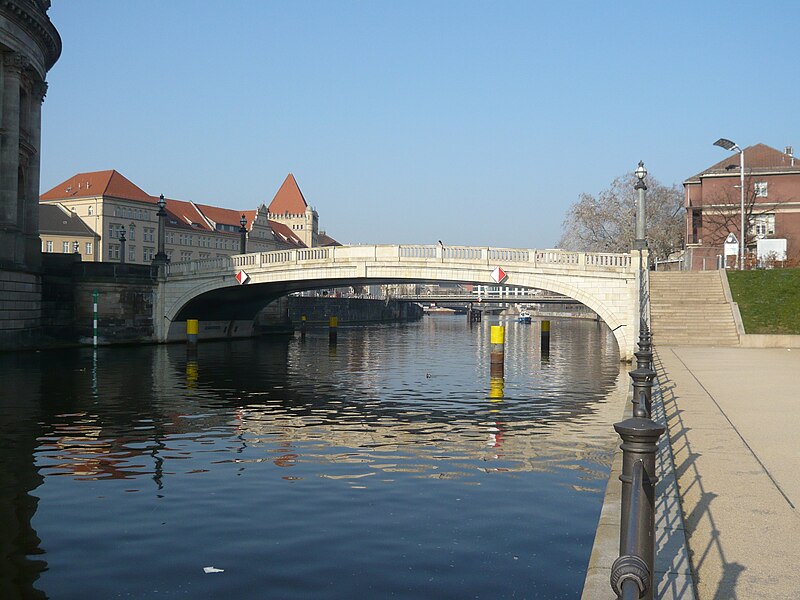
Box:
[695,176,790,251]
[557,172,684,261]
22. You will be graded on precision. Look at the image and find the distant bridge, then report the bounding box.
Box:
[396,293,581,304]
[157,244,644,360]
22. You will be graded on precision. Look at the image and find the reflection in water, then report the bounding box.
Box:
[0,316,627,599]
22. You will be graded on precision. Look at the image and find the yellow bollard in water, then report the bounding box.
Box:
[329,316,338,345]
[540,319,550,355]
[490,325,505,374]
[186,319,199,345]
[300,315,307,340]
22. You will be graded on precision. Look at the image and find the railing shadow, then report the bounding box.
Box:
[653,349,745,599]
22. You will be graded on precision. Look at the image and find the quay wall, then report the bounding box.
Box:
[41,254,158,346]
[288,297,423,325]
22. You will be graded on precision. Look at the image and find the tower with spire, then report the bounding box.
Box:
[265,174,318,248]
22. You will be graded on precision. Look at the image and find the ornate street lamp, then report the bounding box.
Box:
[713,138,746,269]
[152,194,169,267]
[239,214,247,254]
[119,226,127,264]
[634,160,647,250]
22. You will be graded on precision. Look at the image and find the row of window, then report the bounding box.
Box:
[43,240,93,255]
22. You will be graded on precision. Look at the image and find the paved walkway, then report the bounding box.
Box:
[656,346,800,599]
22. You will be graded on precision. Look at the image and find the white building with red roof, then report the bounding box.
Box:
[40,170,310,264]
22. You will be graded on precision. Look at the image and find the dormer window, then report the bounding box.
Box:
[755,182,768,197]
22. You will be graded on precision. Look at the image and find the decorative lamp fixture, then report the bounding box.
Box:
[635,160,647,182]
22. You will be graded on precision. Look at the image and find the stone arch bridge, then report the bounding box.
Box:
[157,245,645,360]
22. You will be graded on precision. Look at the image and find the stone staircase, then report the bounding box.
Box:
[649,271,741,346]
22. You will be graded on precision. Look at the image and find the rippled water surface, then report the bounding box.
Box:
[0,316,627,599]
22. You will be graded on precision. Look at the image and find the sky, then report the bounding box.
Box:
[40,1,800,248]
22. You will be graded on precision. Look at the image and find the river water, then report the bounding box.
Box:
[0,315,627,599]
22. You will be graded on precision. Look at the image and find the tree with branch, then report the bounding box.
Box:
[695,176,789,252]
[557,172,684,261]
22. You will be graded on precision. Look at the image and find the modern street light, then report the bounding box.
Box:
[713,138,746,270]
[239,214,247,254]
[153,194,169,267]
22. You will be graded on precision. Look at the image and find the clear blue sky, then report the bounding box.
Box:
[41,1,800,248]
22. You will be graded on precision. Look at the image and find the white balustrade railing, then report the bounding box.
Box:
[165,245,632,278]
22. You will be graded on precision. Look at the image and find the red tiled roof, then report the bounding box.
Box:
[687,143,800,182]
[161,197,213,231]
[269,220,306,247]
[268,174,308,214]
[195,203,251,229]
[317,231,341,246]
[41,170,153,203]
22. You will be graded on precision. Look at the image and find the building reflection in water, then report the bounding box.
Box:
[0,316,627,597]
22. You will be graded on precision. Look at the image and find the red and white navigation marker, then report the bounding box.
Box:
[236,270,250,285]
[490,266,508,284]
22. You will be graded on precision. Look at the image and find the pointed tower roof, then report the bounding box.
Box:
[40,170,153,203]
[268,174,309,214]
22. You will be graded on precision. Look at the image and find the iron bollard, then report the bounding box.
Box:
[629,363,654,418]
[300,315,307,340]
[611,417,665,600]
[638,322,654,371]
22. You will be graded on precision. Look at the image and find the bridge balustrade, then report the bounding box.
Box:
[165,245,634,279]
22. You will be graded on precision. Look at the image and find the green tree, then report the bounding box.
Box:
[557,172,685,261]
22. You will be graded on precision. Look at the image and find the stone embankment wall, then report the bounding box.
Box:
[31,255,424,349]
[288,297,423,325]
[41,254,158,346]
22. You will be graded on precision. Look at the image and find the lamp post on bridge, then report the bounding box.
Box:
[119,226,127,264]
[152,194,169,268]
[713,138,746,270]
[239,214,247,254]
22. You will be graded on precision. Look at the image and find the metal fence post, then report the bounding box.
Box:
[611,417,665,600]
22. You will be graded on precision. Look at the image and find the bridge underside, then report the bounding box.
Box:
[175,277,481,321]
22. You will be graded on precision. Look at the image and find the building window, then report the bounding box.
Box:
[128,224,136,241]
[45,240,53,252]
[128,245,136,262]
[62,241,70,253]
[108,244,120,260]
[109,223,124,239]
[166,232,174,244]
[144,227,155,242]
[753,214,775,238]
[143,246,155,261]
[199,252,210,259]
[755,182,768,197]
[180,250,192,261]
[86,242,93,255]
[166,249,173,261]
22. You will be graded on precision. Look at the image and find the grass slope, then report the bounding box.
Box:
[727,269,800,334]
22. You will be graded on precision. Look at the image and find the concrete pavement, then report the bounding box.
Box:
[656,346,800,599]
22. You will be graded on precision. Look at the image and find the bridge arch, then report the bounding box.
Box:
[157,245,641,360]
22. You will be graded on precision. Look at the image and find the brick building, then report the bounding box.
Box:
[684,143,800,269]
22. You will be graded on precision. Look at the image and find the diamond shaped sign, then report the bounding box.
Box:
[490,266,507,284]
[236,270,250,285]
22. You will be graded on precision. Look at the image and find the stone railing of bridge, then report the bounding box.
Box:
[165,245,632,278]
